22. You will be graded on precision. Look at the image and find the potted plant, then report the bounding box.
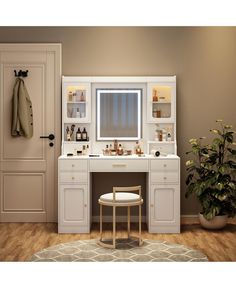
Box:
[185,120,236,229]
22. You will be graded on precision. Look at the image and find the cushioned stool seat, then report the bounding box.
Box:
[98,185,143,249]
[100,192,141,203]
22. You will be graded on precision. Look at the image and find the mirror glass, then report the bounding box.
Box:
[96,89,142,140]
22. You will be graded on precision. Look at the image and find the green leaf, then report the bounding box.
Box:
[213,138,223,146]
[210,129,222,135]
[225,132,234,143]
[186,173,194,185]
[227,148,236,155]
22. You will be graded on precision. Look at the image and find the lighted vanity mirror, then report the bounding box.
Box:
[96,89,142,140]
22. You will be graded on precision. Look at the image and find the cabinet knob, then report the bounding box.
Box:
[163,176,167,180]
[84,204,87,208]
[72,176,75,180]
[150,204,154,208]
[163,164,167,167]
[72,164,75,167]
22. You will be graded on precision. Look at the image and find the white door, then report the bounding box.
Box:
[0,44,61,222]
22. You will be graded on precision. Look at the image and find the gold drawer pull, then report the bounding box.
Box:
[112,163,127,167]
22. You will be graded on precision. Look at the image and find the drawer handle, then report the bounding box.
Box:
[72,176,75,180]
[84,204,87,208]
[112,163,127,167]
[150,204,154,208]
[72,164,75,167]
[163,164,167,167]
[163,176,167,180]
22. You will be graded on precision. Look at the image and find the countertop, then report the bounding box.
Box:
[58,154,180,160]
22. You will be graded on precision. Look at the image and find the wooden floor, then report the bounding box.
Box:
[0,222,235,261]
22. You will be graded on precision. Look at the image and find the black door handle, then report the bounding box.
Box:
[40,134,55,140]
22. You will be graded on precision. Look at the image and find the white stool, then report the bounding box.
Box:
[98,185,143,248]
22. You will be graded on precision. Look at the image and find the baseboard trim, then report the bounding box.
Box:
[92,215,236,225]
[181,214,236,224]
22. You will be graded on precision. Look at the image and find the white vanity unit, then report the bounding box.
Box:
[58,76,180,233]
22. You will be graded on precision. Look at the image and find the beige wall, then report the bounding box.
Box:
[1,27,236,215]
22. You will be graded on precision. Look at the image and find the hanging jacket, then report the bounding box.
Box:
[11,77,33,138]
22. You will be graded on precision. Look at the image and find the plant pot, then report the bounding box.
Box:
[199,213,228,230]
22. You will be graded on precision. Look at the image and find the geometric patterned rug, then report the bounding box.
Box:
[29,239,208,262]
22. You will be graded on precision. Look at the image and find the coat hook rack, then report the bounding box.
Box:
[14,70,28,78]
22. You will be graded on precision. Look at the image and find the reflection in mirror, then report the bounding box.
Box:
[96,89,142,140]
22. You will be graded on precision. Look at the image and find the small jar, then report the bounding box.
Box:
[153,109,158,118]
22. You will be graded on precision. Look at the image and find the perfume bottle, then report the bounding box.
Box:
[117,144,123,156]
[103,145,110,156]
[82,127,88,141]
[76,108,80,118]
[76,127,82,141]
[152,89,158,102]
[167,132,172,142]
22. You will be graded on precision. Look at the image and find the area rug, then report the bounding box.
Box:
[29,239,208,262]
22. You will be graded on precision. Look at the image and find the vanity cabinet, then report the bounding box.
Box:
[148,158,180,233]
[58,158,90,233]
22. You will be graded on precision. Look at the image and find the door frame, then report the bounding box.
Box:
[0,43,61,222]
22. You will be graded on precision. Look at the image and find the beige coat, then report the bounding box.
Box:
[11,78,33,138]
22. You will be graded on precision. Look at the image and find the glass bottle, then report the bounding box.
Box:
[76,127,82,141]
[82,127,87,141]
[153,89,158,102]
[117,144,123,156]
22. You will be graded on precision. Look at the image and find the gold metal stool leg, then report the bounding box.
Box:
[100,204,102,241]
[112,205,116,248]
[127,206,130,238]
[139,204,143,246]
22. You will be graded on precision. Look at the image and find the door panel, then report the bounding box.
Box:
[3,173,44,211]
[0,44,61,222]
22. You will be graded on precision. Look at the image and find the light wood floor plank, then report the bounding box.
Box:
[0,223,235,261]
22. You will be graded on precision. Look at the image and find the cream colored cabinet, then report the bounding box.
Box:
[148,158,180,233]
[58,159,90,233]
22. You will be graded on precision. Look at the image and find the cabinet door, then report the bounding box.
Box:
[147,82,175,123]
[62,81,91,123]
[59,184,88,226]
[149,185,180,232]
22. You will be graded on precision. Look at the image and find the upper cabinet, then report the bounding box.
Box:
[147,82,176,123]
[62,77,91,123]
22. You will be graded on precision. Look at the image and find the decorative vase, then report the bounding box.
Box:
[199,213,228,230]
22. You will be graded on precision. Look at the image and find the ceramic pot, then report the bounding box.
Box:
[199,213,228,230]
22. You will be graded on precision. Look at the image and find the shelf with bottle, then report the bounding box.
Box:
[63,80,91,123]
[64,124,90,142]
[147,83,174,123]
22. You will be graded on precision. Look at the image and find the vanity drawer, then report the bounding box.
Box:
[59,159,88,171]
[90,159,149,172]
[150,171,179,184]
[59,172,88,183]
[150,159,179,171]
